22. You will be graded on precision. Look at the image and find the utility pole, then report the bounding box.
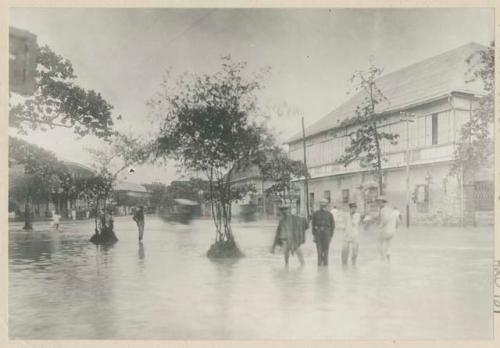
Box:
[400,111,415,228]
[302,117,310,221]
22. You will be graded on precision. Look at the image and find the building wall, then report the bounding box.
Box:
[298,162,463,225]
[231,177,280,219]
[289,97,473,171]
[290,95,493,225]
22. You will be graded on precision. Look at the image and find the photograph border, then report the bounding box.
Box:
[1,1,498,347]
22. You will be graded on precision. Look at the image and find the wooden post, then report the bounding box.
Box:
[302,117,310,221]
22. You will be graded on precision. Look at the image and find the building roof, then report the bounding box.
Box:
[62,161,94,176]
[114,181,148,193]
[288,42,488,143]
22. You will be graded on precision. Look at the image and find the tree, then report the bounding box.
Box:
[150,56,275,257]
[337,63,399,195]
[85,134,149,244]
[450,44,494,180]
[260,147,305,205]
[9,45,115,139]
[9,43,118,230]
[9,136,65,229]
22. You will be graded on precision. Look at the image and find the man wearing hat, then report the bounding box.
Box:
[377,196,397,261]
[133,205,145,242]
[271,204,308,266]
[312,199,335,266]
[341,202,361,266]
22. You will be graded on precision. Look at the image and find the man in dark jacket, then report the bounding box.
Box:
[133,206,145,242]
[312,199,335,266]
[271,204,308,266]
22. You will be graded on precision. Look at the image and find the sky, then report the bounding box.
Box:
[9,7,494,185]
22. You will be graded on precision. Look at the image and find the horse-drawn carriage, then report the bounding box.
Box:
[160,198,199,224]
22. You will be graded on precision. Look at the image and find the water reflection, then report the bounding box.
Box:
[8,217,494,339]
[138,242,145,261]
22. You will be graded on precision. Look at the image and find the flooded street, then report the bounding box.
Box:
[9,216,493,340]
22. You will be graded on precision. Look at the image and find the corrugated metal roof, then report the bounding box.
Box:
[288,42,487,143]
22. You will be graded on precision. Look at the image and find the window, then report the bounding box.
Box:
[342,189,350,204]
[324,190,331,203]
[432,113,438,145]
[417,116,426,147]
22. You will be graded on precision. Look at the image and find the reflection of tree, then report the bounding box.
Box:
[210,258,239,336]
[10,231,56,265]
[90,244,118,338]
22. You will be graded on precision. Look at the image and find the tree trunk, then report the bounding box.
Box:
[23,201,32,230]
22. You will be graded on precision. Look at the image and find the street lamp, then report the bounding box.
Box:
[400,111,416,228]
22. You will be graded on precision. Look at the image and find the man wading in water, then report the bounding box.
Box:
[271,204,308,266]
[312,199,335,266]
[133,206,145,242]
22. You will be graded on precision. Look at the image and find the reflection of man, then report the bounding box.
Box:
[271,205,307,266]
[312,199,335,266]
[342,202,361,266]
[377,196,397,262]
[133,206,145,242]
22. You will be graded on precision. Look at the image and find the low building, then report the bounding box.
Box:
[113,181,150,215]
[287,43,493,225]
[230,163,284,219]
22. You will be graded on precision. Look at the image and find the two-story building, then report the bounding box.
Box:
[287,43,493,225]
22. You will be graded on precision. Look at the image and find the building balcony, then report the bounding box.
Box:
[304,143,455,180]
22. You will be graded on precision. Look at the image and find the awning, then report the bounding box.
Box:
[174,198,199,206]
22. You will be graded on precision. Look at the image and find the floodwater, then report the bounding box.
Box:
[9,216,494,339]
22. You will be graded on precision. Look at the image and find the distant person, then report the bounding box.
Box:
[71,209,77,220]
[312,199,335,266]
[271,204,307,266]
[52,211,61,231]
[377,196,397,262]
[133,206,145,242]
[342,202,361,267]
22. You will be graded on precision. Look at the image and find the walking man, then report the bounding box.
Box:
[341,202,361,267]
[312,199,335,266]
[271,204,307,266]
[52,211,61,231]
[331,204,345,235]
[377,196,397,262]
[133,206,145,242]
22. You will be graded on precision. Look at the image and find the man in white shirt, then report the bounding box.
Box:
[377,196,397,262]
[342,202,361,266]
[330,205,345,235]
[52,211,61,231]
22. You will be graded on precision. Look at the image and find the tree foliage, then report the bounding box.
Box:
[150,56,274,250]
[9,136,76,228]
[85,133,150,212]
[337,63,399,195]
[9,45,115,139]
[451,44,494,179]
[260,147,305,204]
